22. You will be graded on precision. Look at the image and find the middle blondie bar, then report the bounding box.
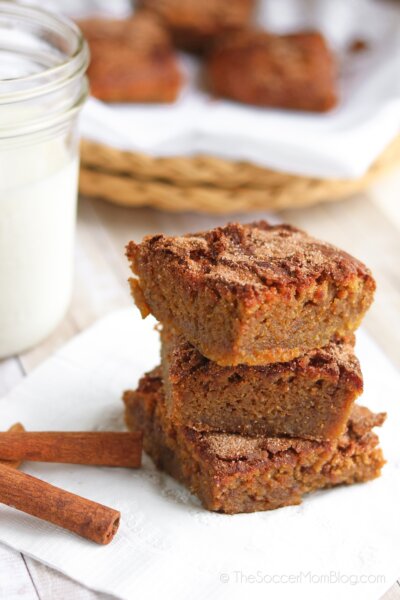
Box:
[161,327,363,440]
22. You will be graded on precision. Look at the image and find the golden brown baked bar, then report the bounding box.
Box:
[207,29,337,112]
[126,221,375,366]
[78,13,182,102]
[137,0,255,52]
[160,327,363,440]
[123,369,386,514]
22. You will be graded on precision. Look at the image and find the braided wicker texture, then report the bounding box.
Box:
[79,136,400,214]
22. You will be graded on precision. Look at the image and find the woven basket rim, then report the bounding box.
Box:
[79,135,400,213]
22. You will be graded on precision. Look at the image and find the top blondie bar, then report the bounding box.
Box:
[126,221,375,366]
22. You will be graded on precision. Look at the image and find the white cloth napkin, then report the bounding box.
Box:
[0,308,399,600]
[74,0,400,179]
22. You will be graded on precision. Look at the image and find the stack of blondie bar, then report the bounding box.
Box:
[124,221,386,514]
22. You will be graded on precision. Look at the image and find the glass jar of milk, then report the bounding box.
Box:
[0,3,88,358]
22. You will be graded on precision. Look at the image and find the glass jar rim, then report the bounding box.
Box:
[0,1,89,105]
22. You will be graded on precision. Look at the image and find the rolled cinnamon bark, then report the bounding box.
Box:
[0,431,142,468]
[0,423,25,469]
[0,464,120,544]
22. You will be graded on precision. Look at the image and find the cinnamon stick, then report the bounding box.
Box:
[0,464,120,544]
[0,423,25,469]
[0,431,142,468]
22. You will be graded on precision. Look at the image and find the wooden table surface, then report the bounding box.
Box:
[1,170,400,600]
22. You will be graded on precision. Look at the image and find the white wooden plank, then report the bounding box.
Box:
[0,358,25,398]
[24,557,114,600]
[71,197,129,332]
[0,545,39,600]
[370,169,400,229]
[78,198,130,290]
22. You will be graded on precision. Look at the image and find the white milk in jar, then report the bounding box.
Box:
[0,3,88,358]
[0,146,79,356]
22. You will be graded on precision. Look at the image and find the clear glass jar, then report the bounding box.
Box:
[0,2,88,358]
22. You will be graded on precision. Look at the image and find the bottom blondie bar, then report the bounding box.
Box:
[124,369,386,514]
